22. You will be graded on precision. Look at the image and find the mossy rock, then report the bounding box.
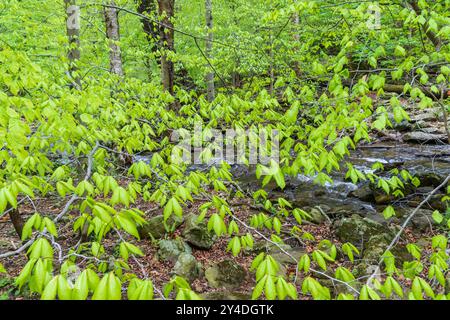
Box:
[172,253,202,282]
[158,238,191,262]
[334,214,391,250]
[182,214,216,249]
[269,246,306,266]
[205,260,247,289]
[363,234,412,266]
[138,214,183,240]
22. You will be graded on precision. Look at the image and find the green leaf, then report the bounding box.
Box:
[432,211,443,224]
[265,275,276,300]
[41,276,58,300]
[382,206,395,219]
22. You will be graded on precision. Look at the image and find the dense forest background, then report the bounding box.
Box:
[0,0,449,300]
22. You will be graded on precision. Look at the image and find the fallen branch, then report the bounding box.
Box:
[54,142,99,223]
[0,239,33,259]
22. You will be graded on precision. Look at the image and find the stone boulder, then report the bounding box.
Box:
[205,260,247,289]
[138,214,183,240]
[403,131,446,144]
[394,207,439,232]
[182,214,216,249]
[172,253,202,282]
[269,246,306,266]
[349,183,375,202]
[307,208,327,224]
[334,214,391,249]
[157,238,191,262]
[363,234,412,266]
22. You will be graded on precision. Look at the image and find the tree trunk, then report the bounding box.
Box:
[65,0,81,89]
[136,0,160,77]
[205,0,215,101]
[104,1,124,76]
[407,0,442,50]
[8,206,24,240]
[157,0,175,96]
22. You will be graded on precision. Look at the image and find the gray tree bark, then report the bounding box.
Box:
[104,1,124,76]
[65,0,81,89]
[205,0,215,101]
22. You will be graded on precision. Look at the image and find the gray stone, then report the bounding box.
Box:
[182,214,216,249]
[172,253,202,282]
[308,208,327,224]
[205,260,247,289]
[403,131,446,143]
[138,214,183,240]
[411,110,440,122]
[410,209,438,232]
[349,183,375,202]
[158,238,191,262]
[270,246,307,265]
[363,234,412,266]
[395,207,438,232]
[334,215,391,250]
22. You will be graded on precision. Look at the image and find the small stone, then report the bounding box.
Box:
[270,246,306,266]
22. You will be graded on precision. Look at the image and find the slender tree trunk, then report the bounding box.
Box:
[65,0,81,89]
[104,1,124,76]
[157,0,175,96]
[205,0,215,101]
[230,0,241,89]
